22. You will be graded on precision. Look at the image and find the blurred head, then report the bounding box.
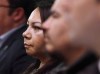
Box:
[43,0,71,53]
[0,0,35,35]
[66,0,100,54]
[23,0,54,56]
[43,0,100,54]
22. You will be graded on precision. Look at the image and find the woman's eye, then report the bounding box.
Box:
[33,26,42,32]
[31,22,42,32]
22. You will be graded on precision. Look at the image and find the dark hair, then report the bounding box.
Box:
[36,0,54,23]
[7,0,36,19]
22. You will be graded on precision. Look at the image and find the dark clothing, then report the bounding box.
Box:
[47,62,67,74]
[22,59,40,74]
[36,52,98,74]
[77,61,99,74]
[26,53,67,74]
[66,52,98,74]
[35,59,64,74]
[0,25,37,74]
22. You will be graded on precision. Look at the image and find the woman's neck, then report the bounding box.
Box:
[36,53,51,69]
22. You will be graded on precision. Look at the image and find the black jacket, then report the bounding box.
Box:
[0,25,37,74]
[37,52,98,74]
[67,52,98,74]
[77,61,100,74]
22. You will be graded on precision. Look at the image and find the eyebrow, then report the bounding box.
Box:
[32,22,43,30]
[32,22,41,24]
[31,22,41,25]
[27,20,41,25]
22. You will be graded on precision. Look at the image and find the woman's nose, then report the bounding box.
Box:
[23,28,31,40]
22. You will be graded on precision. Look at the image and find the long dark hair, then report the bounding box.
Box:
[36,0,54,23]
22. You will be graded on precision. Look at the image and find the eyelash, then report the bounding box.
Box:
[32,26,42,32]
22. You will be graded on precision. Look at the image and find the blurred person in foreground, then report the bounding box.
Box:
[42,0,98,74]
[22,0,62,74]
[0,0,37,74]
[58,0,100,74]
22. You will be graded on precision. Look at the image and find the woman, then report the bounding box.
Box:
[22,0,56,74]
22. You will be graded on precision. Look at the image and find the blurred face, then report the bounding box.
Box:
[0,0,14,35]
[53,0,100,50]
[23,8,45,56]
[43,0,71,53]
[43,0,100,54]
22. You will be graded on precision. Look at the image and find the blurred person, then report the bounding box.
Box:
[55,0,100,74]
[22,0,61,74]
[43,0,98,73]
[0,0,37,74]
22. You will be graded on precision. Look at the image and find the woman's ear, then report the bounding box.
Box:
[11,7,25,22]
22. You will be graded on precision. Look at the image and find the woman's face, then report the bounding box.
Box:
[23,7,45,56]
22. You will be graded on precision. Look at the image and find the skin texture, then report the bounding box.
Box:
[43,0,100,55]
[23,8,45,56]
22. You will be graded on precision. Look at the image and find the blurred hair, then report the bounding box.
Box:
[36,0,54,23]
[7,0,36,19]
